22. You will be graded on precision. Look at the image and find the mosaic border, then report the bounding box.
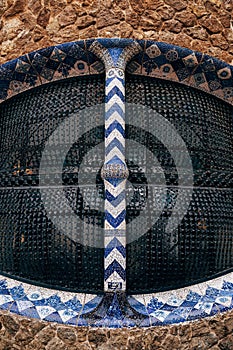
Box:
[0,39,232,105]
[0,272,233,327]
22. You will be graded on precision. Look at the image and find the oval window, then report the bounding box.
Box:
[0,41,232,296]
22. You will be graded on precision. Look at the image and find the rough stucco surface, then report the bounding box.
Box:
[0,1,233,349]
[0,0,232,64]
[0,309,232,350]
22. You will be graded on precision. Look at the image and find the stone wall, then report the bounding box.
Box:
[0,309,233,350]
[0,0,233,65]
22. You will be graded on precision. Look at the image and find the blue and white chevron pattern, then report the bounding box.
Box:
[103,67,127,291]
[89,40,142,292]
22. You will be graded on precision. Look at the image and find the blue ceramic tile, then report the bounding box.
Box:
[76,316,89,326]
[160,304,176,312]
[138,317,151,327]
[205,286,221,300]
[149,316,163,327]
[164,307,193,324]
[9,301,22,314]
[9,285,26,300]
[127,296,148,316]
[106,293,123,320]
[82,295,103,314]
[122,317,137,327]
[0,302,13,310]
[147,297,164,314]
[20,307,40,319]
[223,281,233,290]
[209,303,221,316]
[66,316,79,326]
[187,308,209,321]
[181,290,202,307]
[44,312,64,323]
[213,302,230,313]
[0,280,9,295]
[64,297,82,312]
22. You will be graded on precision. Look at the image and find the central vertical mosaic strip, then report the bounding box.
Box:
[89,40,142,291]
[102,66,128,291]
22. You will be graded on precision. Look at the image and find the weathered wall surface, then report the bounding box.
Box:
[0,0,233,65]
[0,309,233,350]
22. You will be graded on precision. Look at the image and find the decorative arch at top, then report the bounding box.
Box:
[0,39,232,105]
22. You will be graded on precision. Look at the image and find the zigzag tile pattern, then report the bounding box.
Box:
[102,59,127,291]
[129,272,233,327]
[1,273,233,327]
[0,276,102,326]
[89,40,142,292]
[96,54,127,291]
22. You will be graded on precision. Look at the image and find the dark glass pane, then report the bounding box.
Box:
[0,75,105,293]
[126,74,233,293]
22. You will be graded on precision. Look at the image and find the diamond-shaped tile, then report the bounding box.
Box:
[127,296,148,316]
[194,72,206,86]
[182,53,198,68]
[150,309,171,322]
[163,307,193,324]
[205,286,220,301]
[0,294,14,306]
[187,308,207,321]
[50,48,67,62]
[15,59,31,73]
[31,53,48,68]
[44,312,64,323]
[44,295,65,310]
[68,44,85,60]
[40,67,54,81]
[58,309,79,323]
[82,295,102,314]
[194,301,214,315]
[27,291,43,301]
[176,67,190,81]
[146,44,161,59]
[215,296,232,308]
[16,300,34,312]
[167,295,184,307]
[20,307,40,318]
[35,305,56,320]
[64,297,82,313]
[0,280,9,295]
[181,290,202,307]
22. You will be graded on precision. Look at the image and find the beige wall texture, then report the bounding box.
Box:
[0,309,233,350]
[0,0,232,65]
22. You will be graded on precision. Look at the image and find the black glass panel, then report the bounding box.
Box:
[126,74,233,293]
[0,75,105,293]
